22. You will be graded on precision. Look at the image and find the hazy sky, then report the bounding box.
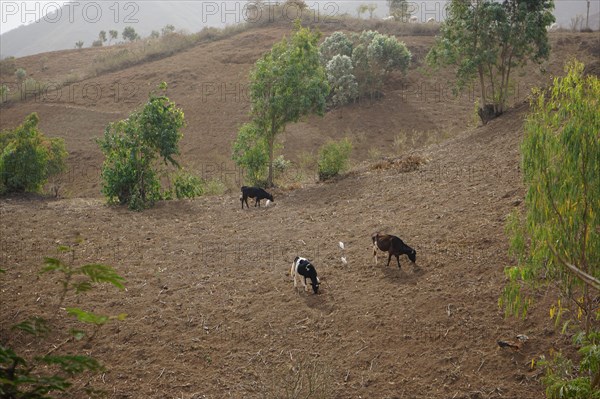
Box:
[1,0,598,36]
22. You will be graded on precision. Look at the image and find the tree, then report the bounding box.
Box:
[501,60,599,331]
[150,30,160,39]
[237,21,329,187]
[0,113,67,194]
[326,55,359,107]
[97,83,185,210]
[319,31,353,64]
[109,30,118,44]
[387,0,409,21]
[99,30,107,44]
[351,31,411,98]
[367,3,377,19]
[427,0,555,124]
[357,4,369,18]
[75,40,84,49]
[161,24,175,36]
[122,26,139,42]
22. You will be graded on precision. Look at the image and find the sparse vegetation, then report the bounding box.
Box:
[75,40,84,49]
[0,246,126,398]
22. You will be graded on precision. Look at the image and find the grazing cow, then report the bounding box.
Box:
[372,232,417,268]
[409,15,418,23]
[427,17,436,23]
[291,256,320,294]
[240,186,274,209]
[547,22,560,32]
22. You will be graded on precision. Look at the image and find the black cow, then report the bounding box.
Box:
[240,186,274,209]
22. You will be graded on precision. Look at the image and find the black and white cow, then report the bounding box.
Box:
[290,256,320,294]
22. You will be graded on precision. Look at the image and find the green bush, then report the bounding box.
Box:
[173,170,204,199]
[318,138,353,181]
[0,113,67,194]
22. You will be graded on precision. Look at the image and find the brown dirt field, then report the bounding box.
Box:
[1,21,599,399]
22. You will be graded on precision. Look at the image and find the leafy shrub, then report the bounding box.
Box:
[0,113,67,194]
[173,170,204,199]
[318,138,353,180]
[97,83,185,210]
[232,122,269,186]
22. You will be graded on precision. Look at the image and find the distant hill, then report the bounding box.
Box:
[0,1,229,59]
[1,0,597,59]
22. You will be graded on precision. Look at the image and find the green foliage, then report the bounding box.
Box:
[98,30,107,43]
[150,30,160,39]
[502,59,599,396]
[426,0,554,123]
[0,247,125,398]
[232,122,269,186]
[122,26,139,42]
[326,55,359,107]
[235,21,329,187]
[75,40,84,49]
[0,113,68,194]
[97,83,185,210]
[320,31,353,64]
[318,138,353,181]
[540,331,600,398]
[15,67,26,82]
[387,0,410,20]
[109,30,118,43]
[501,60,599,330]
[162,24,175,36]
[173,169,204,199]
[40,246,125,311]
[0,344,103,398]
[321,30,411,101]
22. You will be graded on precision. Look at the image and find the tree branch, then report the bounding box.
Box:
[548,245,600,292]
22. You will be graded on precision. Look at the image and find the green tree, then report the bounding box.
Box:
[122,26,139,42]
[501,60,599,393]
[367,3,377,18]
[150,30,160,39]
[98,30,107,43]
[161,24,175,36]
[97,83,185,210]
[357,4,369,18]
[240,21,329,187]
[319,31,353,64]
[75,40,84,49]
[387,0,409,20]
[0,113,67,194]
[109,30,118,44]
[326,55,359,107]
[427,0,555,124]
[352,31,411,98]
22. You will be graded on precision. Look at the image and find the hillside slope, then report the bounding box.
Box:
[0,102,570,398]
[1,23,598,198]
